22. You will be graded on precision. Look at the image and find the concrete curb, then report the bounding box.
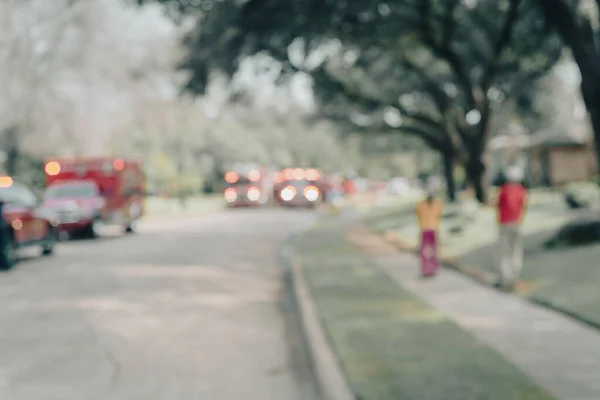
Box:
[288,241,355,400]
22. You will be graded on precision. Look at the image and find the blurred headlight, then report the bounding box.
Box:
[224,188,237,202]
[280,186,296,201]
[247,186,260,201]
[304,186,319,201]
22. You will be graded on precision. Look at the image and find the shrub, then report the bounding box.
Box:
[563,182,600,209]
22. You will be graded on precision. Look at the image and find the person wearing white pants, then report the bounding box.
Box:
[498,223,524,287]
[495,165,528,291]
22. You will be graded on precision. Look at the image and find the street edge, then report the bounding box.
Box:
[142,205,224,222]
[284,233,356,400]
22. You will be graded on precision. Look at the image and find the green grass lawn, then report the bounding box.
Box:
[144,194,224,218]
[457,220,600,327]
[364,194,421,232]
[298,217,555,400]
[365,190,600,327]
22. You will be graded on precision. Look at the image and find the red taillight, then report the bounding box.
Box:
[248,170,261,181]
[293,168,304,180]
[306,169,320,181]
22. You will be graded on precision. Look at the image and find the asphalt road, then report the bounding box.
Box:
[0,208,320,400]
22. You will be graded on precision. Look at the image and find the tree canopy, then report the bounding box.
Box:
[534,0,600,173]
[144,0,563,201]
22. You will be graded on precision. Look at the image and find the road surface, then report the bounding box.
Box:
[0,209,320,400]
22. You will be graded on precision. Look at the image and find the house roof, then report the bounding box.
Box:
[487,134,529,151]
[529,127,590,148]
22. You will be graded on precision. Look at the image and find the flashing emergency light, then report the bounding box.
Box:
[274,172,283,183]
[45,161,61,176]
[248,170,261,182]
[0,176,13,187]
[282,168,293,180]
[306,169,320,181]
[293,168,304,180]
[113,158,125,171]
[225,171,239,184]
[11,219,22,230]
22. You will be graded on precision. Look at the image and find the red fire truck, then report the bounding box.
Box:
[42,157,145,238]
[273,168,328,208]
[223,163,274,207]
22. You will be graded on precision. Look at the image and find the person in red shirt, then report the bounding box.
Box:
[342,177,357,205]
[342,178,356,196]
[495,166,528,291]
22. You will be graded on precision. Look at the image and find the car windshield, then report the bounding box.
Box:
[44,182,98,199]
[288,179,311,189]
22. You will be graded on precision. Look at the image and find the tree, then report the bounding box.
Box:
[0,0,83,175]
[144,0,562,202]
[0,0,186,184]
[534,0,600,172]
[311,65,461,200]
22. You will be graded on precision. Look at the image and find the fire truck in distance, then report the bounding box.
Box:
[223,163,274,207]
[42,157,145,239]
[274,168,328,208]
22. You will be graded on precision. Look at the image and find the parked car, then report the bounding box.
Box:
[0,176,59,270]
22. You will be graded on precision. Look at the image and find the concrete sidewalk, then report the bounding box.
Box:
[347,223,600,400]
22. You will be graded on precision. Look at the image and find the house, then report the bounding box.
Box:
[485,126,597,188]
[528,128,597,187]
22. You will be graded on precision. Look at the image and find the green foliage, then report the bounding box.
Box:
[0,153,45,194]
[142,0,562,202]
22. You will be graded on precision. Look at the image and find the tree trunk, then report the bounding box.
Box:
[469,167,488,204]
[465,134,488,204]
[587,105,600,177]
[2,126,20,176]
[5,147,19,177]
[442,147,457,202]
[580,73,600,177]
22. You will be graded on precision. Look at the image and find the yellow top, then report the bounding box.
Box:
[415,199,443,231]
